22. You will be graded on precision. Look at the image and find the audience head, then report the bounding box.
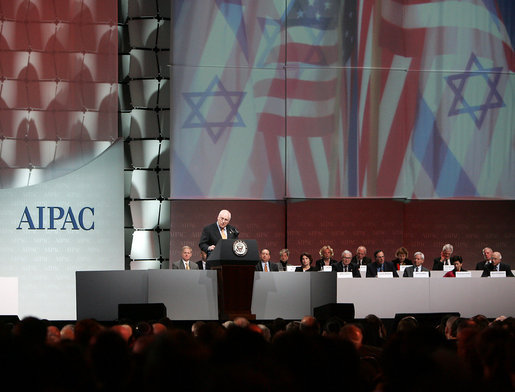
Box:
[233,317,250,328]
[300,316,320,336]
[396,316,419,333]
[46,325,61,345]
[339,323,363,349]
[60,323,75,340]
[111,324,133,342]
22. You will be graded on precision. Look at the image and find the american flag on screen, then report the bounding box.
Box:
[254,0,357,198]
[171,0,514,199]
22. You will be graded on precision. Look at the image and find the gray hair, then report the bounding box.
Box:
[341,250,352,258]
[442,244,454,253]
[414,251,425,260]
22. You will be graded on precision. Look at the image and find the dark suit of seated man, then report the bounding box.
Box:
[403,252,431,277]
[199,209,239,256]
[255,249,279,272]
[481,251,514,277]
[475,247,493,270]
[366,250,399,277]
[334,250,361,277]
[351,245,372,266]
[432,243,454,270]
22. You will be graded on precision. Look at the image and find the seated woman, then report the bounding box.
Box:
[391,247,412,270]
[295,252,317,272]
[443,255,466,277]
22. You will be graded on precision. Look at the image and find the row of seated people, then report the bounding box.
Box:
[255,244,513,277]
[3,312,513,391]
[173,244,512,277]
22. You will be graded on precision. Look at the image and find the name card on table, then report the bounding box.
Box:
[322,266,333,272]
[490,271,506,278]
[443,265,454,272]
[399,265,408,273]
[337,272,353,279]
[359,265,367,273]
[286,265,297,272]
[456,271,471,278]
[414,271,429,278]
[378,271,394,278]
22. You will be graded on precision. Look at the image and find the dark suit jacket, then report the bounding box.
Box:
[315,258,338,271]
[256,261,279,272]
[278,261,289,271]
[432,257,452,271]
[334,261,361,277]
[481,262,514,277]
[198,222,238,253]
[366,261,399,277]
[295,266,317,272]
[196,260,208,270]
[351,256,372,266]
[475,260,491,270]
[403,265,431,277]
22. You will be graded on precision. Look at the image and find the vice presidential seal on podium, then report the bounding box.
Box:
[208,239,259,320]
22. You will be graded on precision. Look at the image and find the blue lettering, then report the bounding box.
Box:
[48,207,65,230]
[37,206,44,229]
[62,207,79,230]
[17,207,35,230]
[78,207,94,230]
[17,206,95,230]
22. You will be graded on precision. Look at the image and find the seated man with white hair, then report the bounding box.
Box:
[432,243,454,270]
[334,250,361,277]
[481,252,514,277]
[403,252,431,277]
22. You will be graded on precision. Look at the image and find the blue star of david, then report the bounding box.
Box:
[182,76,246,143]
[445,53,505,129]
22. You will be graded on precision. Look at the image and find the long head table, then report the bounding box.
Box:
[76,270,514,321]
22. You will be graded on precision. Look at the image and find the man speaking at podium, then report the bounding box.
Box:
[199,209,239,255]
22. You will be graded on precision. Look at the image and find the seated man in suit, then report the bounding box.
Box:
[475,247,493,270]
[334,250,361,277]
[278,248,290,271]
[481,251,514,277]
[403,252,431,277]
[366,250,399,277]
[256,248,279,272]
[352,245,372,266]
[199,209,239,256]
[172,245,199,270]
[432,243,454,270]
[315,245,338,270]
[196,250,208,270]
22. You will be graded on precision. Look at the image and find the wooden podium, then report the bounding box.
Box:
[208,239,259,320]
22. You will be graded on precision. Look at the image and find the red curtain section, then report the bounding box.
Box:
[170,199,515,270]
